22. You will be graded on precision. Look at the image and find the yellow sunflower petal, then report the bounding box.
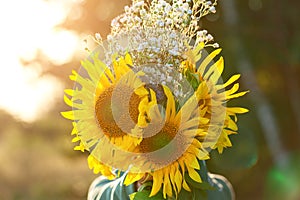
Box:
[163,171,173,198]
[203,56,224,83]
[226,91,249,100]
[61,111,75,120]
[74,142,85,152]
[225,83,240,96]
[190,42,205,63]
[210,57,224,84]
[71,123,78,135]
[87,155,116,179]
[174,167,183,193]
[223,74,241,88]
[81,59,99,84]
[125,52,133,66]
[150,170,164,197]
[70,70,96,92]
[124,173,145,186]
[182,178,191,192]
[187,167,202,183]
[162,85,176,121]
[64,89,74,96]
[227,118,238,131]
[185,154,200,170]
[169,164,178,194]
[227,107,249,114]
[198,48,222,75]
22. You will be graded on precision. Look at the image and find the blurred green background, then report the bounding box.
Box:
[0,0,299,199]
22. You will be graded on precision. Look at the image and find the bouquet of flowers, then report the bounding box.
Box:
[62,0,248,199]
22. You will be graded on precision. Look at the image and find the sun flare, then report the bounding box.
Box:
[0,0,82,122]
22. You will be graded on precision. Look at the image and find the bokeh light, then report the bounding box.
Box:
[265,153,300,200]
[0,0,82,122]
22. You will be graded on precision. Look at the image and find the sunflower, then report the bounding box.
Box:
[61,52,149,173]
[122,44,248,199]
[182,43,249,153]
[124,85,210,199]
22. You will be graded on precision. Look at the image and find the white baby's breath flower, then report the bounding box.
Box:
[157,20,164,27]
[206,1,212,6]
[102,0,219,97]
[95,33,101,41]
[212,43,219,48]
[124,5,130,12]
[133,1,144,7]
[209,6,216,13]
[207,34,213,41]
[182,3,189,11]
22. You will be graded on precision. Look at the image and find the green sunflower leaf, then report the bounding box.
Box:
[129,190,165,200]
[192,188,207,200]
[178,188,193,200]
[185,160,215,191]
[184,70,200,90]
[88,171,135,200]
[137,181,153,192]
[186,175,215,191]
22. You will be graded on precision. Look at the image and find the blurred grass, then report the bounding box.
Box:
[0,108,97,200]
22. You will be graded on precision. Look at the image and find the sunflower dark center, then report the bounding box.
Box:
[139,123,178,153]
[95,85,140,138]
[137,122,187,167]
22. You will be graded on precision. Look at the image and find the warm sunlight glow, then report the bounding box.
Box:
[0,0,82,122]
